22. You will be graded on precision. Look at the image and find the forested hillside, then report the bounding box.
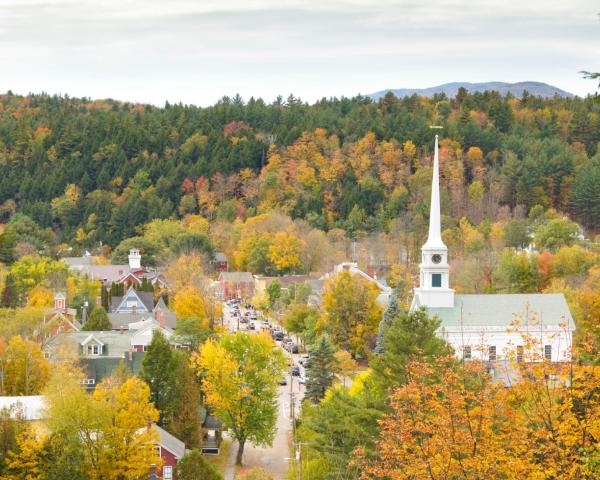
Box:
[0,89,599,251]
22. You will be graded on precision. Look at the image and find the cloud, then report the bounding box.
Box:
[0,0,597,104]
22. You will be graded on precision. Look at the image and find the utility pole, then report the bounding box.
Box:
[297,443,302,480]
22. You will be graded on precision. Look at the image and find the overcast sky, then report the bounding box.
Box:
[0,0,598,106]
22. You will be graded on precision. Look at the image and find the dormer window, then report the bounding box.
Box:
[87,344,101,356]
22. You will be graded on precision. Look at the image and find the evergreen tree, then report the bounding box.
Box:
[167,352,203,448]
[82,307,111,331]
[370,307,451,394]
[374,286,400,354]
[139,330,179,426]
[305,335,337,403]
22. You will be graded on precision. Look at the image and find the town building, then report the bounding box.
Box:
[108,286,176,330]
[410,135,575,362]
[217,272,255,300]
[212,252,228,272]
[43,292,81,339]
[62,249,165,288]
[44,320,176,390]
[154,424,186,479]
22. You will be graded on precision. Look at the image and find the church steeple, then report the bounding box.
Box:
[424,135,445,249]
[412,135,455,309]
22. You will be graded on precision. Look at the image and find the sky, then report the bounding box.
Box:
[0,0,598,106]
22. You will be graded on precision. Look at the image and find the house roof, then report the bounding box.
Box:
[111,287,155,313]
[154,424,186,458]
[46,331,137,358]
[108,311,176,330]
[0,396,45,421]
[214,252,227,262]
[203,415,223,430]
[81,334,105,346]
[219,272,254,283]
[256,275,316,289]
[425,294,575,330]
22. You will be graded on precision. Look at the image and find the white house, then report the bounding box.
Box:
[410,135,575,363]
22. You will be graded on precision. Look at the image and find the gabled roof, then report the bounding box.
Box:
[111,287,154,313]
[154,424,186,459]
[219,271,254,283]
[426,294,575,330]
[81,334,105,346]
[214,252,227,262]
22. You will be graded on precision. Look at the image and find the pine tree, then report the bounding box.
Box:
[82,306,112,331]
[305,335,337,403]
[139,330,179,426]
[374,286,400,354]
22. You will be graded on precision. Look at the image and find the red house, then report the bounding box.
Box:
[154,424,186,479]
[217,272,255,301]
[212,252,228,272]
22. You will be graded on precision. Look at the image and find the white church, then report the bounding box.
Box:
[410,135,575,363]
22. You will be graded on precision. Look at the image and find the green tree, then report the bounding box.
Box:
[194,332,286,465]
[174,316,211,351]
[167,352,203,449]
[139,330,179,426]
[177,449,222,480]
[504,219,530,249]
[266,280,282,309]
[82,307,111,331]
[305,335,337,403]
[534,217,579,252]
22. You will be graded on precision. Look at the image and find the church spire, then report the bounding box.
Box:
[410,134,454,310]
[424,135,445,249]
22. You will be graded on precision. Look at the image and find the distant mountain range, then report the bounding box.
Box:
[369,81,575,100]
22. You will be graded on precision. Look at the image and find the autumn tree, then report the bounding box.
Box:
[320,272,381,356]
[172,286,207,322]
[193,332,286,465]
[41,364,161,480]
[363,357,538,480]
[3,336,51,395]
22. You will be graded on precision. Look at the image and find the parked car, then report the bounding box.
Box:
[240,317,248,324]
[291,365,300,376]
[280,377,287,386]
[298,375,306,384]
[299,354,310,366]
[274,331,284,341]
[248,322,256,330]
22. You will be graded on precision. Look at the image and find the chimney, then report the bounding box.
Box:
[156,309,165,328]
[132,305,137,315]
[120,325,125,335]
[128,249,141,270]
[128,346,133,361]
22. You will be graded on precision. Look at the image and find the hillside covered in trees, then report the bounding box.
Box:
[0,88,599,252]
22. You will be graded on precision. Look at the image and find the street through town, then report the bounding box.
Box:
[221,303,305,480]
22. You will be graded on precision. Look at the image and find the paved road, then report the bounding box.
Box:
[222,303,304,480]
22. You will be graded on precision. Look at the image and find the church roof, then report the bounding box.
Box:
[426,293,575,330]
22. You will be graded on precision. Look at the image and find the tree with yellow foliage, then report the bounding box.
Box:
[173,286,207,323]
[41,364,161,480]
[321,272,382,356]
[193,332,286,465]
[3,336,50,395]
[267,231,306,273]
[26,286,53,308]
